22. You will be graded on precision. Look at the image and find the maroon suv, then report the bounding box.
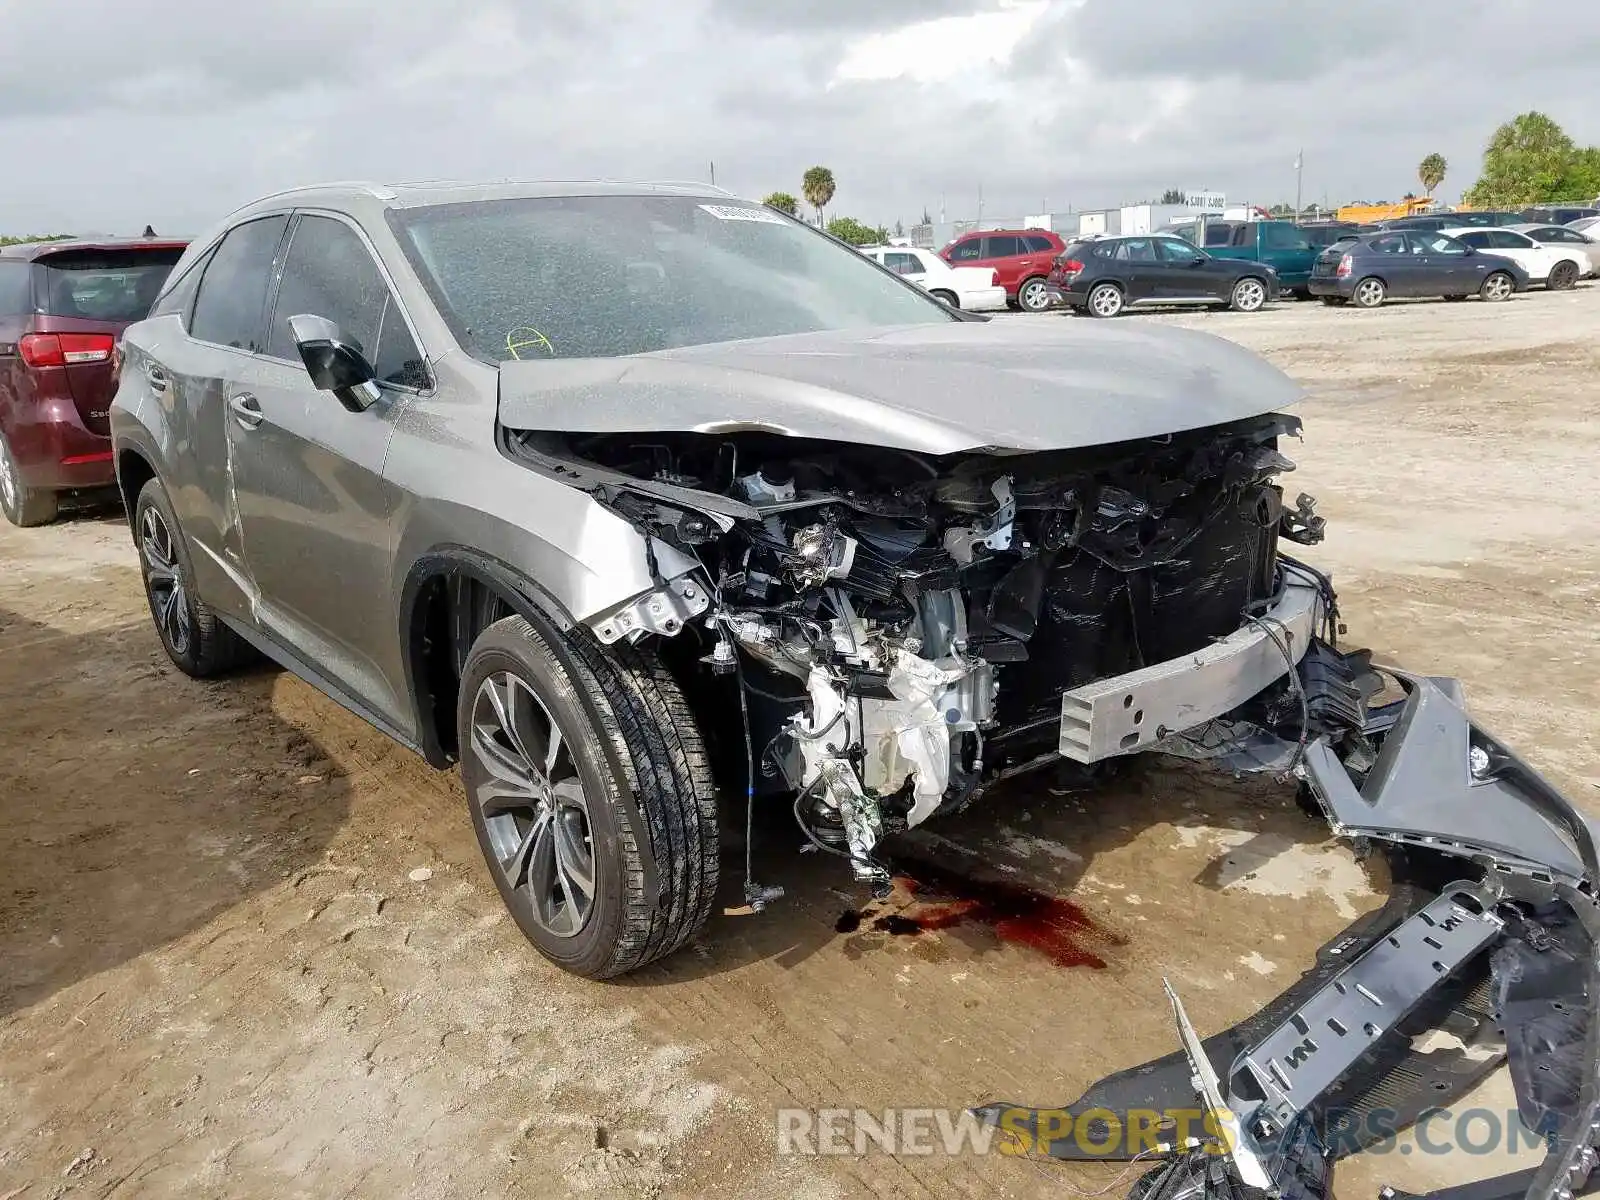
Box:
[0,237,186,525]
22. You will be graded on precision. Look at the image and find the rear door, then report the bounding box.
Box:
[147,215,290,619]
[979,235,1026,292]
[228,210,429,726]
[30,245,187,437]
[1110,237,1161,300]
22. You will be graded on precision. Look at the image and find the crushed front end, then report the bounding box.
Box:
[507,412,1328,889]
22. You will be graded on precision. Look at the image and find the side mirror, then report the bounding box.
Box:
[289,313,381,412]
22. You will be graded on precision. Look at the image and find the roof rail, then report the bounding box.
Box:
[231,181,398,211]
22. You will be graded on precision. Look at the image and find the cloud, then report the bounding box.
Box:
[1,0,1596,238]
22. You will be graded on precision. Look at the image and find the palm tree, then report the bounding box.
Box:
[802,167,836,227]
[1418,153,1447,198]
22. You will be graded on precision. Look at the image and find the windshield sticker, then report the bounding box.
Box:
[698,204,788,224]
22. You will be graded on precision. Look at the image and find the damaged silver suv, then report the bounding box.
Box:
[113,183,1600,1200]
[115,181,1339,975]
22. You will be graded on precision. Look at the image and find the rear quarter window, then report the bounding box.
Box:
[0,260,32,317]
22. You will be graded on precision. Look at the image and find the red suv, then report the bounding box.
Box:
[0,238,186,525]
[939,228,1068,312]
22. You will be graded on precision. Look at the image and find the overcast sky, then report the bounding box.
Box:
[3,0,1597,236]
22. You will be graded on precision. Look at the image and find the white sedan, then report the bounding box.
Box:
[861,245,1008,311]
[1438,226,1588,290]
[1508,223,1600,277]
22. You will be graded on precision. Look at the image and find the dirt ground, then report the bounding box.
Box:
[3,286,1598,1200]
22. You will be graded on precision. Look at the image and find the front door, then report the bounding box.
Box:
[226,211,431,729]
[1150,236,1219,300]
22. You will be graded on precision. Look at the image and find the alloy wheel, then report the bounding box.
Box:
[1233,279,1266,311]
[140,506,193,656]
[1354,279,1385,308]
[1482,273,1513,302]
[1089,285,1123,317]
[1020,279,1049,312]
[469,671,595,939]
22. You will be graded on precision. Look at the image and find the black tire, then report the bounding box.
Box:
[1291,287,1313,301]
[1480,271,1515,302]
[1351,277,1386,308]
[1443,294,1468,302]
[929,289,959,308]
[133,476,253,676]
[1017,276,1051,313]
[0,433,59,527]
[1319,296,1347,306]
[457,615,718,980]
[1547,260,1580,291]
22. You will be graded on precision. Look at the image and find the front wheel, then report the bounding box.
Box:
[1086,282,1124,318]
[1480,271,1514,302]
[458,616,719,979]
[1229,277,1268,312]
[1547,260,1580,291]
[1352,277,1387,308]
[0,433,59,527]
[1018,276,1051,313]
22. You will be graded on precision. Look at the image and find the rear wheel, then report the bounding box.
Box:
[458,616,719,979]
[1352,277,1387,308]
[1291,287,1313,301]
[133,477,253,676]
[1480,271,1514,302]
[1018,276,1051,313]
[1443,294,1468,302]
[1229,276,1268,312]
[929,289,959,308]
[1319,296,1347,306]
[1086,282,1124,318]
[0,433,59,527]
[1547,260,1580,291]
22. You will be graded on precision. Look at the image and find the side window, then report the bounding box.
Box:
[1115,239,1157,262]
[1024,235,1055,253]
[1421,235,1467,256]
[948,239,982,262]
[267,214,428,389]
[0,260,32,317]
[1370,234,1408,255]
[190,216,289,351]
[1156,238,1202,263]
[1260,224,1307,250]
[1542,228,1582,243]
[982,235,1022,258]
[883,252,920,275]
[149,246,215,328]
[1201,224,1233,248]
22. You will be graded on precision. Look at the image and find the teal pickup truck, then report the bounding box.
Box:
[1162,219,1323,297]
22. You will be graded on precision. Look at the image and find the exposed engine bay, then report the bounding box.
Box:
[507,414,1328,888]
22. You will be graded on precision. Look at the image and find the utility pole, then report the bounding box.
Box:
[977,183,984,226]
[1294,149,1303,221]
[710,161,716,187]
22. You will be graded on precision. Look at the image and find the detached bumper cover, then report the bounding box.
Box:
[982,653,1600,1200]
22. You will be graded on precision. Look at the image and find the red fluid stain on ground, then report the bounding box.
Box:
[836,858,1124,969]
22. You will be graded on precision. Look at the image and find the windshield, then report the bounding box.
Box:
[37,249,184,322]
[389,194,953,362]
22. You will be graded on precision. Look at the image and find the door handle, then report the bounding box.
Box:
[145,363,169,393]
[229,392,264,430]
